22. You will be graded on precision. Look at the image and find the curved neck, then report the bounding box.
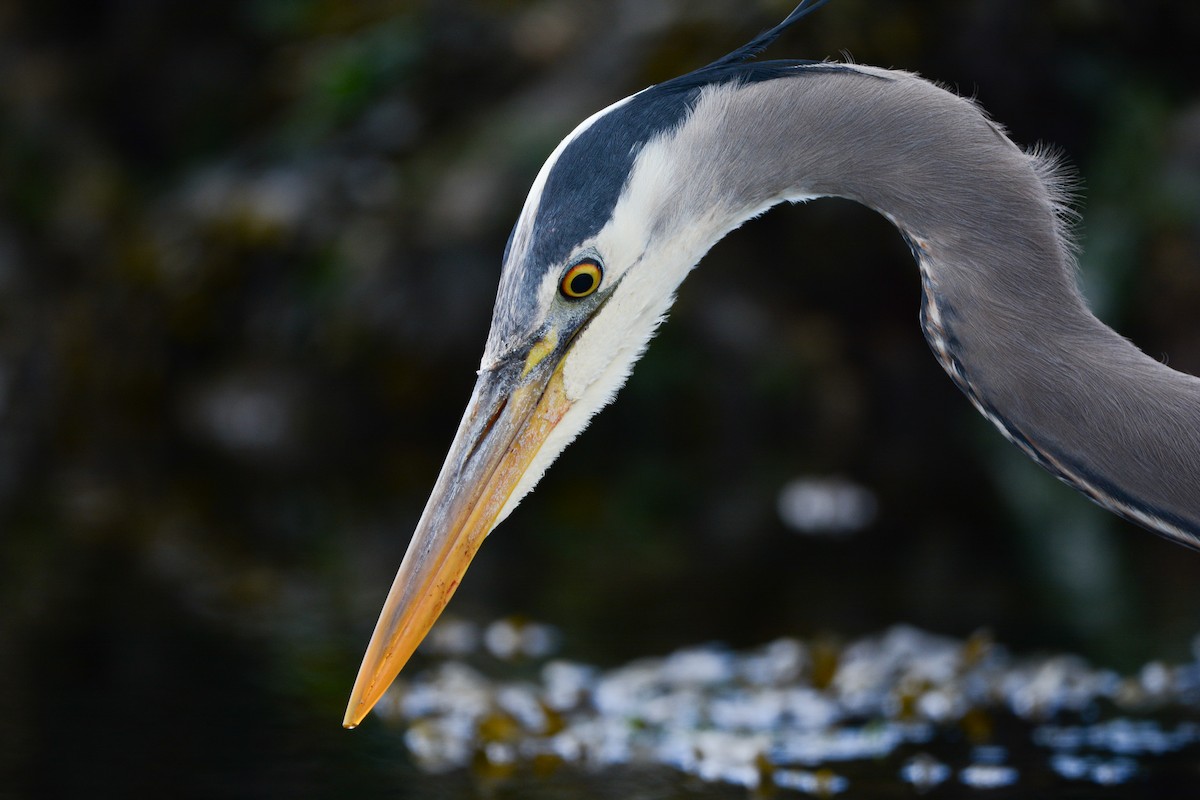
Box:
[671,66,1200,545]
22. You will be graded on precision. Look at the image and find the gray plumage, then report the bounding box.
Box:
[716,68,1200,543]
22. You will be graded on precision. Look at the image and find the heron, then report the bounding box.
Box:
[343,0,1200,727]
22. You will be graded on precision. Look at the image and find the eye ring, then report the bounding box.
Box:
[559,259,603,299]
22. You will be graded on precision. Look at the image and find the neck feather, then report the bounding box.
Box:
[668,66,1200,546]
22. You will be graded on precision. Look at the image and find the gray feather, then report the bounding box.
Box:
[641,66,1200,545]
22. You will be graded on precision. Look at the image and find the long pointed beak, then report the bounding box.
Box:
[343,345,570,728]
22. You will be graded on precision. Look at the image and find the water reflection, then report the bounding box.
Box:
[370,620,1200,796]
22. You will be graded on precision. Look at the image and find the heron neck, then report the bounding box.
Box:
[682,66,1200,545]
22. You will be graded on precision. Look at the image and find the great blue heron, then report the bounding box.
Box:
[343,1,1200,727]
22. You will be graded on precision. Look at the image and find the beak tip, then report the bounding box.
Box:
[342,702,366,729]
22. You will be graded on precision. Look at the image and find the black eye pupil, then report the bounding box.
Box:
[569,273,594,295]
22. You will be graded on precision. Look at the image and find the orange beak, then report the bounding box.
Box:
[343,343,571,728]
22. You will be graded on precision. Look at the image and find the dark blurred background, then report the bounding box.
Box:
[2,0,1200,796]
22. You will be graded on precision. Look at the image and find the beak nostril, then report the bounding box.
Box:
[483,397,508,439]
[465,396,509,466]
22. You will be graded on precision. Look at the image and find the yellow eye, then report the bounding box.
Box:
[559,260,602,299]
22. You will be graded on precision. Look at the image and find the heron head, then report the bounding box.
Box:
[344,0,836,727]
[341,83,720,727]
